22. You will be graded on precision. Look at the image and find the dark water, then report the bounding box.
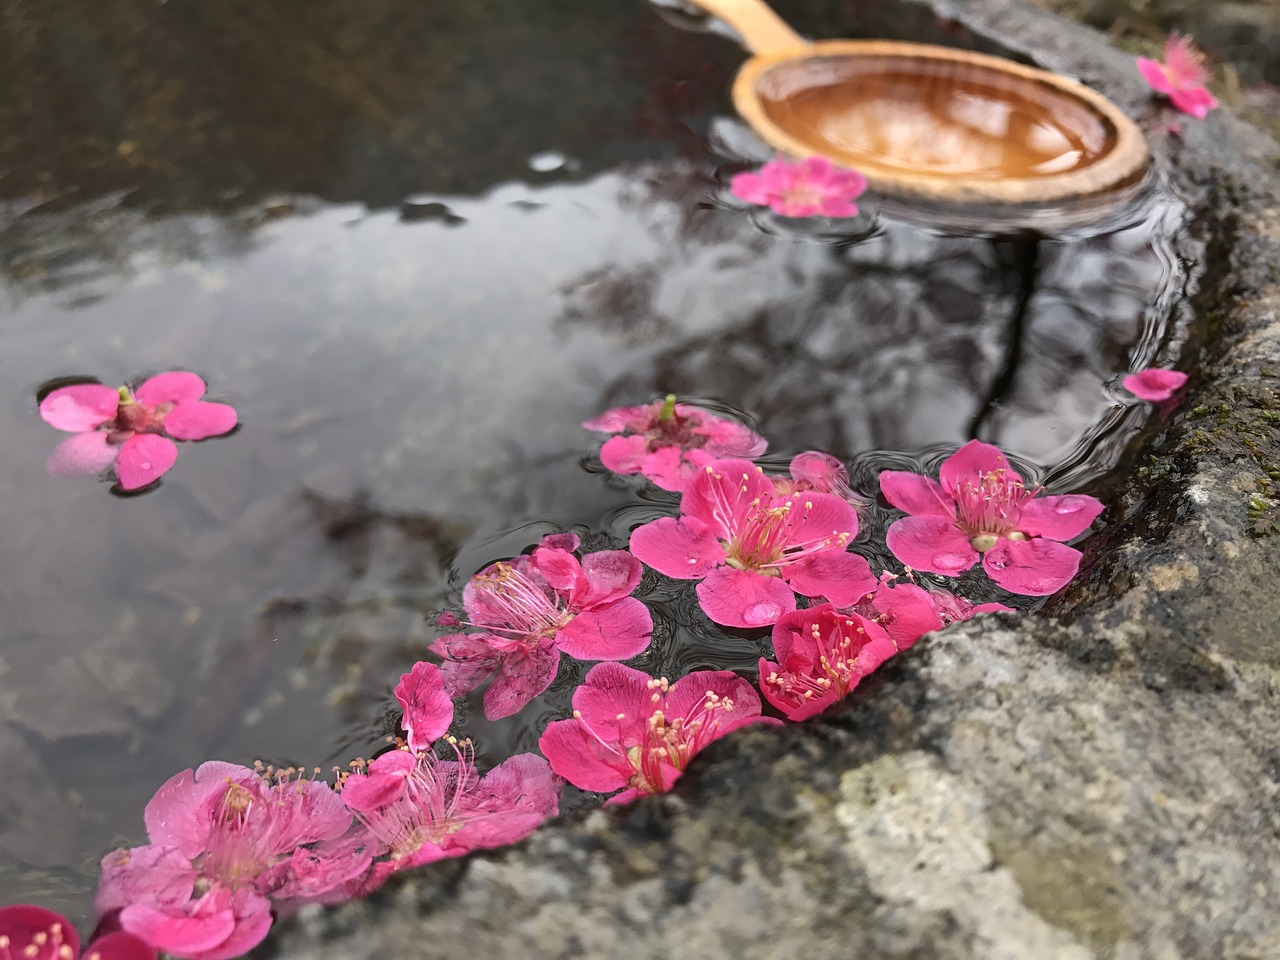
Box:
[0,0,1188,921]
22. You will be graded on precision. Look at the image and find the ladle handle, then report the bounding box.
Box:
[681,0,809,55]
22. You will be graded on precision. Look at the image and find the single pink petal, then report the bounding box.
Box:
[539,532,581,553]
[628,515,725,579]
[602,787,645,807]
[133,371,207,407]
[143,767,236,857]
[531,546,585,595]
[790,451,846,487]
[483,645,560,720]
[1137,56,1174,95]
[39,384,120,432]
[871,581,943,651]
[939,439,1019,493]
[0,904,82,958]
[340,770,410,815]
[87,930,159,960]
[780,488,860,542]
[665,670,764,736]
[394,661,453,752]
[982,537,1082,596]
[878,470,955,518]
[884,516,979,576]
[1169,86,1217,118]
[582,404,650,433]
[569,661,654,738]
[1017,494,1104,541]
[971,602,1015,615]
[430,633,503,696]
[639,445,703,492]
[696,566,796,627]
[571,549,642,608]
[47,430,119,477]
[691,415,768,458]
[116,434,179,489]
[539,718,632,792]
[96,845,197,914]
[598,434,649,475]
[119,902,236,957]
[162,401,237,440]
[787,550,876,607]
[1123,368,1188,401]
[730,170,773,206]
[555,597,652,661]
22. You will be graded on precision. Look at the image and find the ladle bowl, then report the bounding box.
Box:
[685,0,1150,221]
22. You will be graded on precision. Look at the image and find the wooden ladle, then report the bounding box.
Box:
[681,0,1149,208]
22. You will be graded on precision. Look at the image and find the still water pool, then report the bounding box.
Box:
[0,0,1188,922]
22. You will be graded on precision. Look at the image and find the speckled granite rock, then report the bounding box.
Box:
[259,2,1280,957]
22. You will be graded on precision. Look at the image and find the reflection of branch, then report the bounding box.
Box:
[968,236,1040,439]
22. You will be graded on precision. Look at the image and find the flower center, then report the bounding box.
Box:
[951,468,1038,551]
[626,681,736,794]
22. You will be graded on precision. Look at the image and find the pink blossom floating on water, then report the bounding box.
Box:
[630,458,875,628]
[0,904,155,960]
[879,440,1104,596]
[40,372,237,490]
[770,450,869,510]
[431,532,652,720]
[340,743,561,893]
[730,156,868,218]
[584,394,766,493]
[96,762,371,960]
[1122,367,1189,402]
[539,662,778,805]
[855,572,1013,651]
[1137,34,1218,118]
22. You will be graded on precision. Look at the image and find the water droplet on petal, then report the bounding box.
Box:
[743,601,783,625]
[687,554,700,565]
[1055,501,1079,514]
[139,461,152,470]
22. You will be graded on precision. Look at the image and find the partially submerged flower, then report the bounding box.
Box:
[879,440,1104,596]
[539,662,777,805]
[430,533,652,720]
[769,450,869,510]
[629,459,875,627]
[730,156,868,218]
[1137,34,1218,118]
[39,372,237,490]
[0,904,154,960]
[857,572,1013,650]
[1122,367,1188,402]
[583,395,766,492]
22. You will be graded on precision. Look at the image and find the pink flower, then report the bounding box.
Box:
[730,156,868,218]
[758,604,898,721]
[855,572,1013,651]
[340,743,561,892]
[629,459,875,627]
[96,762,370,960]
[539,662,778,805]
[879,440,1104,596]
[770,450,869,510]
[430,533,653,720]
[0,904,155,960]
[39,372,237,490]
[584,394,767,492]
[1137,34,1218,118]
[1122,367,1188,402]
[393,661,453,753]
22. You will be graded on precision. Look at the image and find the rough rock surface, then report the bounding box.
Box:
[261,1,1280,957]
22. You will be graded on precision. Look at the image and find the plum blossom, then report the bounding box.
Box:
[1137,34,1218,118]
[770,450,869,510]
[39,373,237,490]
[339,743,561,892]
[394,661,454,753]
[758,604,898,721]
[583,395,766,492]
[1123,368,1188,402]
[730,156,868,218]
[629,459,875,627]
[430,533,652,720]
[539,662,778,805]
[0,904,155,960]
[855,572,1013,651]
[879,440,1104,596]
[95,762,370,960]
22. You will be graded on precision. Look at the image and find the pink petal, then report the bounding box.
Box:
[394,661,453,752]
[691,415,768,458]
[340,770,409,815]
[679,458,774,535]
[538,718,632,793]
[790,451,847,487]
[1137,56,1174,95]
[119,902,236,957]
[0,905,82,958]
[539,532,581,553]
[598,434,649,474]
[162,401,237,440]
[555,597,652,661]
[143,766,235,857]
[1017,494,1104,541]
[531,546,585,594]
[572,549,643,608]
[1163,34,1209,86]
[483,645,560,720]
[582,404,650,433]
[430,633,503,696]
[569,661,654,737]
[46,430,119,477]
[939,439,1020,493]
[696,566,796,627]
[758,658,841,722]
[96,845,197,915]
[787,550,876,606]
[1169,86,1217,118]
[982,537,1082,596]
[87,931,159,960]
[639,445,705,492]
[665,670,763,734]
[871,581,943,651]
[39,384,120,432]
[779,488,860,542]
[878,470,955,518]
[884,516,979,576]
[116,434,179,489]
[729,170,772,205]
[628,515,725,579]
[1122,368,1188,401]
[134,371,207,407]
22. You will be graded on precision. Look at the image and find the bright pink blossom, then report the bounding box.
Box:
[770,450,869,510]
[340,744,561,892]
[1122,367,1188,402]
[856,572,1013,651]
[539,662,778,805]
[96,762,370,960]
[0,904,155,960]
[758,604,898,721]
[39,373,237,490]
[393,661,453,753]
[584,394,767,492]
[430,533,652,720]
[879,440,1104,596]
[730,156,868,218]
[1137,34,1218,118]
[629,459,875,627]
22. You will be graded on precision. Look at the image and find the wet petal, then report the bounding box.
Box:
[939,439,1021,493]
[394,661,453,752]
[555,597,652,661]
[483,645,560,720]
[573,549,643,608]
[1122,368,1188,401]
[116,434,179,490]
[1018,494,1104,541]
[787,550,876,607]
[696,566,796,628]
[598,434,648,474]
[1136,56,1174,95]
[629,515,724,579]
[134,371,207,407]
[878,470,955,518]
[982,538,1082,596]
[47,431,119,477]
[884,516,979,576]
[39,384,119,432]
[538,717,632,793]
[163,400,237,440]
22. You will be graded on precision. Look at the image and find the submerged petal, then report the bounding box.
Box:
[394,661,454,753]
[482,645,561,720]
[47,430,119,477]
[555,596,652,661]
[628,515,724,579]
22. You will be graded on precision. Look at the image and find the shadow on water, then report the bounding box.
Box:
[0,0,1189,920]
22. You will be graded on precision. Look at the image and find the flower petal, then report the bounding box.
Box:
[394,661,453,752]
[569,661,654,737]
[628,515,724,579]
[939,439,1021,493]
[878,470,955,518]
[1017,494,1104,541]
[787,550,876,606]
[696,566,796,628]
[1137,56,1174,95]
[679,458,774,536]
[116,434,179,489]
[1170,86,1217,119]
[87,930,159,960]
[1122,368,1188,401]
[598,434,649,475]
[163,401,238,440]
[572,549,643,608]
[539,717,632,793]
[871,581,943,651]
[134,371,207,406]
[39,384,119,432]
[982,537,1082,596]
[884,516,979,576]
[555,597,652,661]
[46,431,119,477]
[482,645,560,720]
[0,904,82,958]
